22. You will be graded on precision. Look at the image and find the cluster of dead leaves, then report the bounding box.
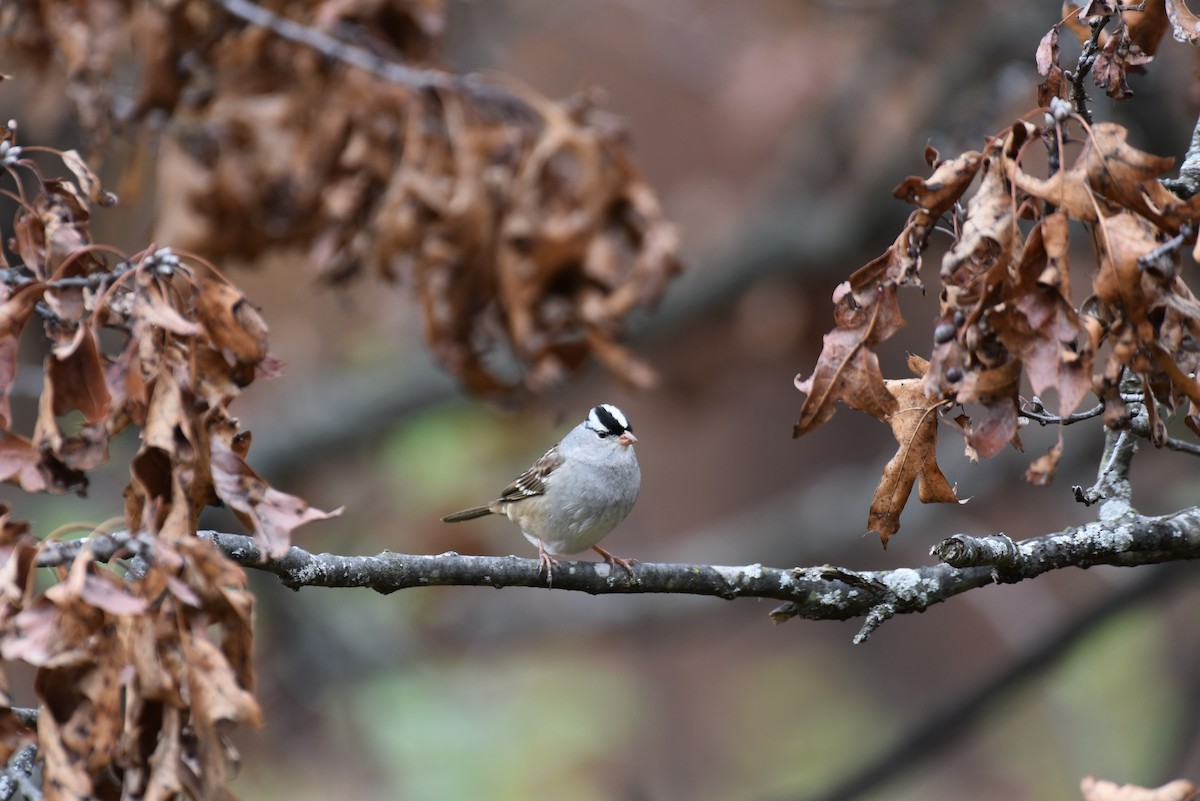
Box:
[1,0,681,396]
[0,127,338,797]
[795,1,1200,546]
[0,512,260,800]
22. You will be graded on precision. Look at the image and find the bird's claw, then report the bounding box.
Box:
[592,545,638,579]
[537,542,561,589]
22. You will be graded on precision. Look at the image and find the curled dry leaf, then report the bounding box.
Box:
[0,435,46,493]
[1090,16,1155,100]
[794,281,903,437]
[1037,25,1068,106]
[1126,0,1169,55]
[887,148,984,288]
[0,281,47,429]
[1008,123,1175,224]
[868,356,961,548]
[211,439,344,559]
[1003,213,1092,418]
[1025,435,1065,485]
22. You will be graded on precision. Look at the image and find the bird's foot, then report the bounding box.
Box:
[537,541,561,588]
[592,545,638,578]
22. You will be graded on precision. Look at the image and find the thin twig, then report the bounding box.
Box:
[1072,426,1137,509]
[1018,399,1105,426]
[1138,223,1195,276]
[34,530,150,568]
[208,0,459,92]
[1064,12,1109,123]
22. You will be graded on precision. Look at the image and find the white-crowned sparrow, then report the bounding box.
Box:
[442,404,641,584]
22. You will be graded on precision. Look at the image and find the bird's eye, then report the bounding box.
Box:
[597,431,610,438]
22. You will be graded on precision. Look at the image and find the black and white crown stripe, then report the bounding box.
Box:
[587,404,631,438]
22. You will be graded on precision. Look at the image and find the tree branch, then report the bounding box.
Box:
[0,745,40,801]
[33,501,1200,643]
[157,504,1200,642]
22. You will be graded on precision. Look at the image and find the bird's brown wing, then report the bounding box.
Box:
[497,444,563,503]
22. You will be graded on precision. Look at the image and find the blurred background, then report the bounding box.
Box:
[3,1,1200,799]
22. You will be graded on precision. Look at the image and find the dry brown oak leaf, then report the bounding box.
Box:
[794,279,904,436]
[867,355,961,548]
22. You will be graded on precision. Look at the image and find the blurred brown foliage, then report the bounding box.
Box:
[1,0,681,395]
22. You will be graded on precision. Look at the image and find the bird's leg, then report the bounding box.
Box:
[592,545,638,578]
[536,539,560,588]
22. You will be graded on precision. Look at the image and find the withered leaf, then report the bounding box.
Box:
[795,281,902,436]
[1036,26,1068,106]
[867,356,961,548]
[1126,0,1168,55]
[1009,124,1174,223]
[143,704,184,801]
[1094,211,1159,322]
[1025,435,1064,485]
[1093,22,1149,100]
[883,150,984,288]
[0,281,47,428]
[0,434,47,493]
[47,326,112,423]
[939,150,1016,295]
[36,705,96,800]
[78,570,148,616]
[196,278,269,366]
[134,271,203,336]
[1036,25,1060,77]
[182,631,263,794]
[1006,214,1093,417]
[892,150,983,216]
[210,440,342,558]
[956,360,1023,458]
[61,149,116,207]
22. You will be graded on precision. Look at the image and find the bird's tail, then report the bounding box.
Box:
[441,505,494,523]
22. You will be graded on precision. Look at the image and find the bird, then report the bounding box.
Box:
[441,404,641,586]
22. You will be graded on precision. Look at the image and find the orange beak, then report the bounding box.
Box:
[618,431,638,447]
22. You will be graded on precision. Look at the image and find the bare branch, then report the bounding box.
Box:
[930,533,1022,568]
[151,503,1200,642]
[208,0,455,91]
[1127,411,1200,457]
[31,496,1200,644]
[0,745,40,801]
[1064,12,1108,122]
[1019,398,1105,426]
[34,530,151,569]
